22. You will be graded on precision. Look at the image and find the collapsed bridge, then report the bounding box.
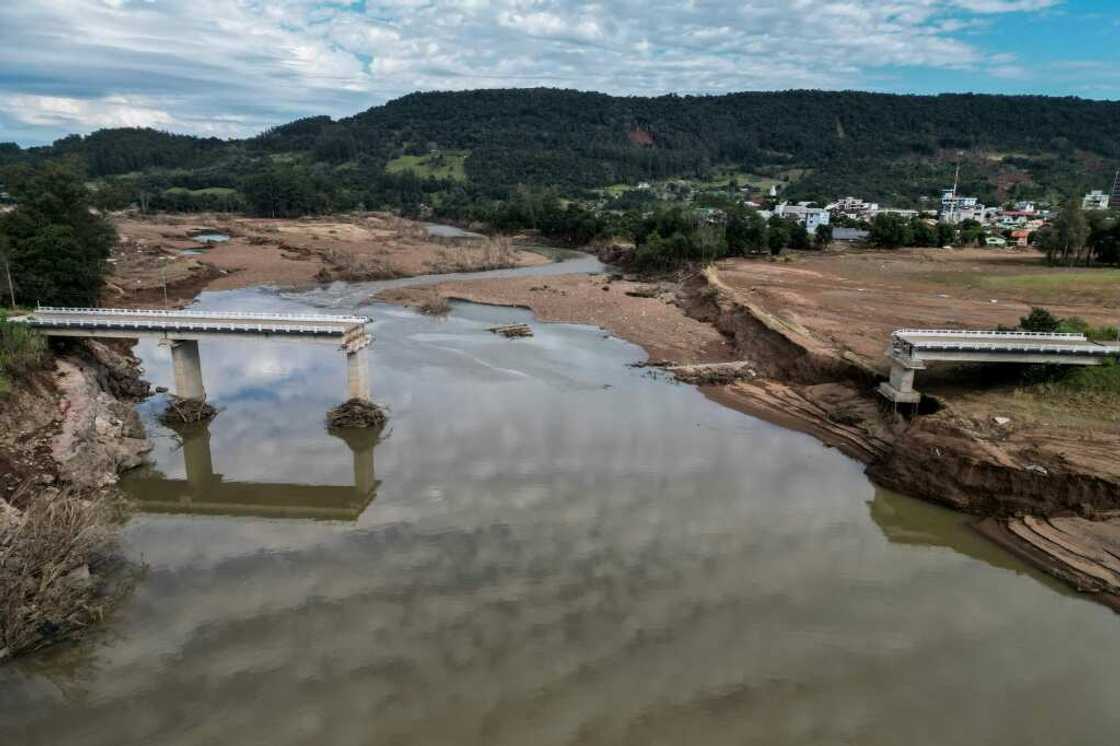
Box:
[10,306,373,402]
[880,329,1120,405]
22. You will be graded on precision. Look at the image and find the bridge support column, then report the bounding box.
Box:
[346,348,370,402]
[878,357,924,405]
[171,340,206,400]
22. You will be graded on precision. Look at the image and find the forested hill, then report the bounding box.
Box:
[4,88,1119,212]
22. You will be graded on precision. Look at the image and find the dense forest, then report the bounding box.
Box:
[2,88,1118,218]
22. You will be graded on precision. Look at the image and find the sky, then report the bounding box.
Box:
[1,0,1118,146]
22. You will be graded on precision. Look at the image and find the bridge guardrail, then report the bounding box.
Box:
[18,318,351,336]
[894,329,1087,340]
[34,306,370,325]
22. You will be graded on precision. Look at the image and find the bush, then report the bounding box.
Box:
[1,486,128,658]
[1019,307,1060,333]
[0,313,47,396]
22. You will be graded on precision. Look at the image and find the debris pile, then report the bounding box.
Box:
[159,396,218,426]
[327,398,387,430]
[489,323,533,338]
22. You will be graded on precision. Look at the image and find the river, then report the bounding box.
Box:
[2,259,1119,745]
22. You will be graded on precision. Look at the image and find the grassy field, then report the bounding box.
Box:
[599,164,809,199]
[385,151,468,181]
[923,267,1120,306]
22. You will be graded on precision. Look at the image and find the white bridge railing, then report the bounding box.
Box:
[33,306,370,325]
[20,318,353,335]
[894,329,1086,340]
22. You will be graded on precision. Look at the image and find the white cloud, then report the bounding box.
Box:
[6,94,175,130]
[0,0,1075,145]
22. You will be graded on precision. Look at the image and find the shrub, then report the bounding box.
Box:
[1,487,128,658]
[1019,307,1060,333]
[0,314,47,396]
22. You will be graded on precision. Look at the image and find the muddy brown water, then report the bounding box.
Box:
[3,260,1120,745]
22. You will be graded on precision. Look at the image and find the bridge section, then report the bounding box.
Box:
[880,329,1120,405]
[10,307,373,402]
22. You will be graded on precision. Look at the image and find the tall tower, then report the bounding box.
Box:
[1110,169,1120,209]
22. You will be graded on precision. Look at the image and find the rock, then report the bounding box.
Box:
[1025,463,1049,476]
[993,416,1011,426]
[155,386,168,393]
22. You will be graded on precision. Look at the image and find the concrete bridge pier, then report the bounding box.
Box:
[879,357,925,405]
[170,339,206,400]
[346,348,371,402]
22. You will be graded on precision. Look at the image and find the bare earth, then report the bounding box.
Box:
[105,213,549,307]
[381,274,735,364]
[380,245,1120,610]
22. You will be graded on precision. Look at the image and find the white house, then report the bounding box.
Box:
[940,189,984,224]
[775,202,830,233]
[1083,190,1111,211]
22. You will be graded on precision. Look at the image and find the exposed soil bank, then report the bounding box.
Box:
[380,261,1120,610]
[0,340,152,658]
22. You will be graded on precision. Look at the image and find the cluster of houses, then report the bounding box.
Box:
[612,168,1120,249]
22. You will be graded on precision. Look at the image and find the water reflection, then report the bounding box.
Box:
[122,421,380,521]
[4,284,1120,746]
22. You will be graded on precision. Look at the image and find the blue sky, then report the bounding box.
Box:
[1,0,1117,146]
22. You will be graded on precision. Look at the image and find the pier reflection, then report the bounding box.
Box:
[869,487,1026,574]
[122,422,381,521]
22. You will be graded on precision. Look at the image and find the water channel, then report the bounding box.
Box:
[2,258,1119,744]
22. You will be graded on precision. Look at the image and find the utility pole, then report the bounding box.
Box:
[2,255,14,310]
[161,260,169,309]
[0,238,14,309]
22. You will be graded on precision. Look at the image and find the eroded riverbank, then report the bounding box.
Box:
[380,259,1120,610]
[5,279,1120,745]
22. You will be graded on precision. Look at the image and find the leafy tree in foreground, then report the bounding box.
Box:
[814,223,833,249]
[0,165,116,306]
[1020,307,1061,333]
[869,213,912,248]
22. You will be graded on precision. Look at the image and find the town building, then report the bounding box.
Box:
[1111,170,1120,209]
[774,202,830,233]
[826,196,879,221]
[1083,190,1111,211]
[939,189,985,224]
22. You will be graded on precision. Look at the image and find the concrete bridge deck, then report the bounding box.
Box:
[10,306,374,402]
[11,306,370,343]
[881,329,1120,405]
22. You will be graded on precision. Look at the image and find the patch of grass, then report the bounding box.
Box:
[982,269,1120,291]
[1040,358,1120,401]
[385,151,468,181]
[0,312,48,398]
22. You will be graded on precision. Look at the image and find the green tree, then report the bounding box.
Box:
[789,221,811,251]
[935,222,957,247]
[909,217,936,247]
[869,213,912,248]
[0,165,116,306]
[1052,197,1090,265]
[814,223,833,249]
[1020,307,1060,333]
[766,215,791,255]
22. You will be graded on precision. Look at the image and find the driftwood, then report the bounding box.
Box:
[327,399,387,430]
[159,396,217,426]
[488,323,533,338]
